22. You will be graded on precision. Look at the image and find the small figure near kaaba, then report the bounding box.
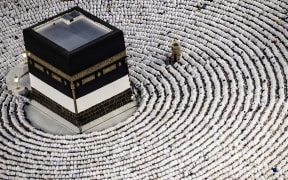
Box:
[131,83,141,106]
[168,39,182,64]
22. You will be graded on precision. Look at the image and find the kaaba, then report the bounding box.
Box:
[23,7,132,126]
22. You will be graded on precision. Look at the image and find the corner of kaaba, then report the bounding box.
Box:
[23,6,132,127]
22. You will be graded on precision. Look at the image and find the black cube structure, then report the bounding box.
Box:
[23,7,132,126]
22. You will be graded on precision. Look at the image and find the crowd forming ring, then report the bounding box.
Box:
[0,0,288,179]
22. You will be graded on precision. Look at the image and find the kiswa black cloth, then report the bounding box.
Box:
[23,6,129,99]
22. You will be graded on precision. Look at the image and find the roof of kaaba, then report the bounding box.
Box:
[23,6,126,75]
[34,10,112,51]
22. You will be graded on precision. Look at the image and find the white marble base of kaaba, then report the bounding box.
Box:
[25,100,137,134]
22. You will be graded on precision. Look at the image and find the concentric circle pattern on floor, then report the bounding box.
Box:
[1,0,288,179]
